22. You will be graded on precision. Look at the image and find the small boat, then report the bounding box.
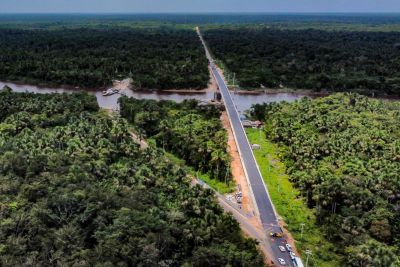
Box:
[102,88,120,96]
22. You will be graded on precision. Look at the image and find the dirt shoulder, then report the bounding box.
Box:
[221,111,255,215]
[221,111,274,266]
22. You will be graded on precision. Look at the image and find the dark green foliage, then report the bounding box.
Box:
[2,14,400,30]
[257,93,400,266]
[204,28,400,95]
[119,97,231,182]
[0,90,263,266]
[0,89,99,122]
[0,27,209,89]
[345,239,399,267]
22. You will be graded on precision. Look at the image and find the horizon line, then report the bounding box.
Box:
[1,12,400,15]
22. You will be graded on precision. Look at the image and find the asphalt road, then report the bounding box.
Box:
[194,177,286,266]
[197,28,296,267]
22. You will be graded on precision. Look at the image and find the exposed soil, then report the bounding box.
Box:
[113,78,133,91]
[220,88,295,267]
[221,111,254,215]
[219,70,274,261]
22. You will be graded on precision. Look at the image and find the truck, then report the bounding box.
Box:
[269,232,283,238]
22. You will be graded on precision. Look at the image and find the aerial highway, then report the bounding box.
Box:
[197,27,298,267]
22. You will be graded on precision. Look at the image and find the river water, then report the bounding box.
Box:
[0,81,311,113]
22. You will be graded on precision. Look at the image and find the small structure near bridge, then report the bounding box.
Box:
[251,144,261,150]
[242,120,263,128]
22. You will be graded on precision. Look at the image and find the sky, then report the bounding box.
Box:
[0,0,400,13]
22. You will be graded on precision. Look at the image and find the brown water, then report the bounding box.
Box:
[0,81,313,112]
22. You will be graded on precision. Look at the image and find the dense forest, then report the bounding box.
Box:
[0,27,209,89]
[204,28,400,95]
[0,88,263,266]
[251,94,400,266]
[2,14,400,30]
[119,97,231,183]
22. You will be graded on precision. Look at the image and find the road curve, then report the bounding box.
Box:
[197,27,296,267]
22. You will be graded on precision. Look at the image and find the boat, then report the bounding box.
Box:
[102,88,120,96]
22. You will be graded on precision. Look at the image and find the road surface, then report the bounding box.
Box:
[193,178,277,265]
[197,27,296,267]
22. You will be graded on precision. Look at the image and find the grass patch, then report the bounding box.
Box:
[246,128,342,267]
[163,151,235,194]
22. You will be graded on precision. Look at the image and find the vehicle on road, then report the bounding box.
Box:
[278,258,287,265]
[278,245,286,252]
[270,232,283,238]
[198,27,296,267]
[286,243,292,252]
[289,251,296,260]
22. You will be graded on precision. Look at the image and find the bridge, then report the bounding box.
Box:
[197,27,298,267]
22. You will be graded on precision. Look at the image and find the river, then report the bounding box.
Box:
[0,81,314,113]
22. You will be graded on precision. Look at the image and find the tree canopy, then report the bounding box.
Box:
[0,89,263,266]
[252,93,400,266]
[119,97,231,183]
[0,27,209,89]
[204,27,400,95]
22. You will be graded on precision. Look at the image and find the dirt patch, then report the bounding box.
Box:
[113,78,133,91]
[221,111,254,215]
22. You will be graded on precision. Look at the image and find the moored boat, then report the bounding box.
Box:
[102,88,120,96]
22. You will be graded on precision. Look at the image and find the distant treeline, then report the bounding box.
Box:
[0,27,209,89]
[2,14,400,26]
[204,28,400,95]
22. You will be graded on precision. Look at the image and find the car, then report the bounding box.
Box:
[285,243,292,252]
[278,258,286,265]
[289,251,296,260]
[270,232,283,238]
[278,245,286,252]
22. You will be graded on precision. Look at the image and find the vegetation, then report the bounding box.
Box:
[204,27,400,95]
[0,27,209,89]
[119,97,232,183]
[0,88,263,266]
[3,14,400,32]
[251,93,400,266]
[246,128,341,267]
[164,151,235,194]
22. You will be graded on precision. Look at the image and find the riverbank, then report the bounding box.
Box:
[0,81,308,113]
[231,86,400,99]
[3,77,398,102]
[0,77,209,93]
[232,87,330,96]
